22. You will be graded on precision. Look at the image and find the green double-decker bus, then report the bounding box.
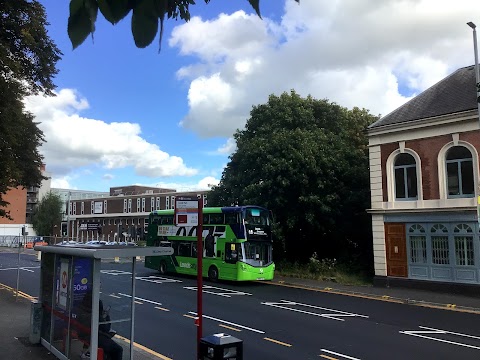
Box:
[144,205,275,281]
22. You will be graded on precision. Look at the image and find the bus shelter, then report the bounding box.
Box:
[34,244,173,360]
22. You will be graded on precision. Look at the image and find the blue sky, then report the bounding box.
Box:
[29,0,479,192]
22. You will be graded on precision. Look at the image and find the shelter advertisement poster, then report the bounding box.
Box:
[73,257,92,304]
[55,258,70,310]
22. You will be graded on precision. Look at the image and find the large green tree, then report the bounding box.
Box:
[209,91,378,265]
[68,0,300,49]
[0,0,61,218]
[32,192,63,236]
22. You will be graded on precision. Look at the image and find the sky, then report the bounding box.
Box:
[28,0,480,192]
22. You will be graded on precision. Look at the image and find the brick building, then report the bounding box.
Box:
[62,185,208,242]
[0,164,50,236]
[368,65,480,289]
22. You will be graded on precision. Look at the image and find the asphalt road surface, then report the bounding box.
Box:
[1,251,480,359]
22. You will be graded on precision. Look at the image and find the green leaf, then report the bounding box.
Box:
[68,0,98,49]
[247,0,262,18]
[98,0,130,24]
[131,0,160,48]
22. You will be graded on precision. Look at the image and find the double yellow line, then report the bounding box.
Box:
[0,282,36,301]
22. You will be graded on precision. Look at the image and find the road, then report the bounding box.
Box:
[1,251,480,359]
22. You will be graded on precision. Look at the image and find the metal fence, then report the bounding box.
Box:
[0,235,78,247]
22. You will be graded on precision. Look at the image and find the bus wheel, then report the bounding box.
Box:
[159,261,168,275]
[208,266,219,282]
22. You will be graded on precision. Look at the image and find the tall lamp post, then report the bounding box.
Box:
[468,22,480,227]
[467,22,480,126]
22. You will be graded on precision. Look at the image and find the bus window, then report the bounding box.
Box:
[209,213,224,224]
[161,216,174,225]
[172,242,179,255]
[225,243,240,264]
[178,242,191,257]
[192,243,197,257]
[225,212,239,225]
[203,214,209,224]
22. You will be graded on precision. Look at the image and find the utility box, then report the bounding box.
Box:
[199,333,243,359]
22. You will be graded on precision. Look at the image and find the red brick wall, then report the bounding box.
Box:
[380,130,480,201]
[0,187,27,224]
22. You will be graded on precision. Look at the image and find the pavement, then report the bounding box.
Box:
[1,246,480,359]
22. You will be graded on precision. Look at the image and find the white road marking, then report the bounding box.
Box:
[400,326,480,350]
[100,270,132,276]
[321,349,361,360]
[183,285,252,297]
[188,311,265,334]
[117,293,163,306]
[261,300,369,321]
[136,275,181,284]
[0,266,40,271]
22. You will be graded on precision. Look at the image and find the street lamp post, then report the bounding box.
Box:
[467,22,480,127]
[468,22,480,226]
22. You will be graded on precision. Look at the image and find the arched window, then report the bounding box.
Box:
[446,146,474,198]
[394,153,418,200]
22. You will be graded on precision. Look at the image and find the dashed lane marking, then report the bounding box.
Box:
[155,306,170,312]
[219,324,241,332]
[264,337,292,347]
[117,293,163,306]
[320,349,361,360]
[320,355,338,360]
[188,311,265,334]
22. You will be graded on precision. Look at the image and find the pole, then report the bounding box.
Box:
[15,230,21,301]
[467,22,480,126]
[130,257,136,360]
[196,197,203,359]
[66,191,71,240]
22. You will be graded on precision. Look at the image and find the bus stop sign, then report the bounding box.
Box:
[175,197,199,226]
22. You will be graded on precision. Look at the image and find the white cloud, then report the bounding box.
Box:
[102,174,114,181]
[51,176,73,189]
[217,138,237,155]
[154,176,219,191]
[24,89,198,180]
[170,0,478,137]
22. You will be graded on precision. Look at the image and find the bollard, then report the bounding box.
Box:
[29,300,42,344]
[36,251,41,262]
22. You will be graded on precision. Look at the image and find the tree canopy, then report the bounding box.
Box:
[68,0,300,49]
[0,0,61,218]
[32,192,63,236]
[209,91,378,265]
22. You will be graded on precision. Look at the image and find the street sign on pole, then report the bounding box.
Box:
[174,197,199,226]
[175,197,203,358]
